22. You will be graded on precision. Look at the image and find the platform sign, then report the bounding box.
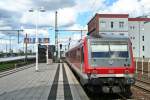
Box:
[24,38,50,44]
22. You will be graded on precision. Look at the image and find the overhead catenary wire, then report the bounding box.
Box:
[90,0,97,11]
[86,0,99,25]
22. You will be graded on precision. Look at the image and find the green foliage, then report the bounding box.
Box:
[0,60,35,72]
[0,62,16,72]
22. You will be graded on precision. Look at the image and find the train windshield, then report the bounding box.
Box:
[91,44,129,58]
[89,39,131,67]
[91,45,109,58]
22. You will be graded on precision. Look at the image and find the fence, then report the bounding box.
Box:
[134,58,150,80]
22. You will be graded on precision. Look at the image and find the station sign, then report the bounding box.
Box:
[24,38,50,44]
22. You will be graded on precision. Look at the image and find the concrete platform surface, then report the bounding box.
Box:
[0,63,88,100]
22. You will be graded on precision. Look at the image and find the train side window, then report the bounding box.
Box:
[81,47,84,63]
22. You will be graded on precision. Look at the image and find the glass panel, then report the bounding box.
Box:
[110,45,129,58]
[119,22,124,28]
[110,45,127,51]
[100,21,106,28]
[90,43,129,58]
[91,45,109,52]
[91,45,110,58]
[88,39,131,67]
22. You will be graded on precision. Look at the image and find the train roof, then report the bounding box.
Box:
[66,36,129,53]
[86,36,129,41]
[65,39,83,53]
[86,32,129,41]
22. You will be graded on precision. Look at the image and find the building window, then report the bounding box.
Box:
[133,37,135,39]
[142,36,144,41]
[119,22,124,28]
[143,56,145,59]
[142,45,145,51]
[111,21,114,28]
[130,26,132,29]
[130,26,135,30]
[100,21,106,28]
[120,33,124,35]
[133,47,135,49]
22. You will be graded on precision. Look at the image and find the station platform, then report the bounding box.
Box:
[0,63,88,100]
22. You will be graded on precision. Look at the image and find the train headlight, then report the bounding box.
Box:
[92,69,98,74]
[125,70,129,74]
[126,78,135,85]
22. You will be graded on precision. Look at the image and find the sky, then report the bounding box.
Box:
[0,0,150,52]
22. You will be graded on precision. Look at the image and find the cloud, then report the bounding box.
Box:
[1,0,150,32]
[20,7,77,28]
[98,0,150,17]
[32,0,75,11]
[20,0,107,29]
[0,0,106,33]
[0,9,21,29]
[1,0,150,42]
[74,0,105,13]
[0,0,32,12]
[0,0,76,29]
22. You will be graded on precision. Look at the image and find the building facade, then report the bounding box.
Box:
[129,18,150,58]
[87,14,150,58]
[88,14,129,37]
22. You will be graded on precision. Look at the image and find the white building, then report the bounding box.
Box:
[129,18,150,58]
[88,14,150,58]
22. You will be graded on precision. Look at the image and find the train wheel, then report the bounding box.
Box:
[83,85,93,96]
[124,85,132,98]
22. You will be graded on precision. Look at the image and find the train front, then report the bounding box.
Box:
[86,37,135,95]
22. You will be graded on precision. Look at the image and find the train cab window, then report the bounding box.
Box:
[91,45,109,58]
[90,44,129,58]
[109,45,129,58]
[81,47,84,63]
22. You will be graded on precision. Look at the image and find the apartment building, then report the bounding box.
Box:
[87,14,129,37]
[129,18,150,58]
[87,14,150,58]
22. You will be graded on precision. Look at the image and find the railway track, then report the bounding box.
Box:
[0,63,35,78]
[134,79,150,93]
[117,93,129,100]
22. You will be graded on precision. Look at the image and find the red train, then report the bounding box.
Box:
[65,36,135,96]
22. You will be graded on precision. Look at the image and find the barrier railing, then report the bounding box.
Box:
[134,57,150,80]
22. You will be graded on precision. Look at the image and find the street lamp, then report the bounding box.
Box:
[46,37,49,64]
[29,7,45,71]
[42,27,53,65]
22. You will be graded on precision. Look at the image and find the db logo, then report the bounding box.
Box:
[108,70,114,74]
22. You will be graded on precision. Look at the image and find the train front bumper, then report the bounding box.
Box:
[88,73,135,86]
